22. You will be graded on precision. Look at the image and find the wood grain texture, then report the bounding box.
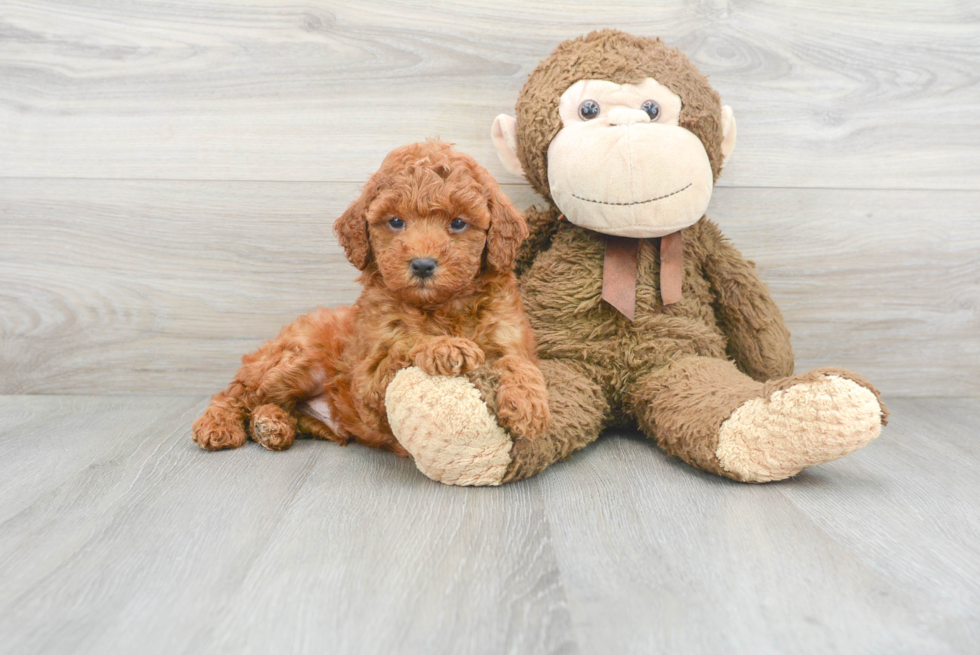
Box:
[532,397,980,654]
[2,179,976,396]
[0,395,577,655]
[3,3,977,652]
[1,0,977,188]
[0,395,977,654]
[711,187,980,397]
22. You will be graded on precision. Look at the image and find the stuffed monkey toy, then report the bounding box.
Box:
[385,30,888,485]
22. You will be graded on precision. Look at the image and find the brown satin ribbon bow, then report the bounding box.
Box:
[601,231,684,321]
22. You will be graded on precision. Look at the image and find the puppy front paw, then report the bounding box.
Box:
[410,337,486,376]
[495,381,551,441]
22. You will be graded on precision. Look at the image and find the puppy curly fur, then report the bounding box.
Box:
[193,141,550,453]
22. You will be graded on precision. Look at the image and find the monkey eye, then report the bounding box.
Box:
[449,217,468,233]
[641,100,660,121]
[387,217,405,230]
[578,99,600,120]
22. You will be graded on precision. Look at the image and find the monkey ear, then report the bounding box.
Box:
[333,182,375,270]
[491,114,525,177]
[721,105,737,167]
[484,176,529,272]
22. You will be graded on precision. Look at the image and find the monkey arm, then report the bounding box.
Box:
[515,205,562,276]
[698,218,795,381]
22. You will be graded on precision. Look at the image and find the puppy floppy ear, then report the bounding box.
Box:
[484,176,529,272]
[334,178,379,270]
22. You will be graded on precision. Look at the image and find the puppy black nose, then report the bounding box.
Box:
[410,257,437,279]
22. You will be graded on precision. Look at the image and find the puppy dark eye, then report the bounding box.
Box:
[387,217,405,230]
[641,99,660,121]
[449,218,467,233]
[578,100,600,120]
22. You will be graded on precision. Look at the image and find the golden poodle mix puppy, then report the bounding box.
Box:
[193,141,550,455]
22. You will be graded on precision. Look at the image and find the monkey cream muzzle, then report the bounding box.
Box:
[547,121,714,238]
[572,182,692,207]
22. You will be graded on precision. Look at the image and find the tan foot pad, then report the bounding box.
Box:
[716,375,883,482]
[386,367,512,486]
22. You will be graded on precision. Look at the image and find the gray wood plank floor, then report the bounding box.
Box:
[1,395,977,654]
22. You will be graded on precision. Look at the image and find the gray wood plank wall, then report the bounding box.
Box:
[1,1,978,396]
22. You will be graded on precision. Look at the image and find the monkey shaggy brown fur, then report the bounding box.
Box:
[388,30,887,484]
[504,31,888,481]
[193,141,549,454]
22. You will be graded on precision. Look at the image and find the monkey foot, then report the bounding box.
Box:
[715,373,885,482]
[385,367,513,486]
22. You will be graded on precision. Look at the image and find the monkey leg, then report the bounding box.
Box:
[385,359,608,486]
[499,359,608,483]
[630,356,888,482]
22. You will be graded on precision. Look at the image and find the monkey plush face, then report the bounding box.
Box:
[492,30,737,239]
[547,77,715,238]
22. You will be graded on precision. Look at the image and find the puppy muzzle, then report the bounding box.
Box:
[410,257,437,279]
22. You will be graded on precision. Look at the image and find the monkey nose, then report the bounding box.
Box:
[607,107,651,126]
[410,257,437,279]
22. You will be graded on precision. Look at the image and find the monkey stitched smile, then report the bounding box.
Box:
[572,182,692,207]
